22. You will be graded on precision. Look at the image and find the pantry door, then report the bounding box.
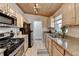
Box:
[33,21,43,40]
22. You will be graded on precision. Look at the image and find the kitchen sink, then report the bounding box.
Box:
[49,34,58,38]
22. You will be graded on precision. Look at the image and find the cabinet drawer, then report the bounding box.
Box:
[53,42,64,55]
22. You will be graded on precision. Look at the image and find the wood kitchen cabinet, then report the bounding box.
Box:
[47,35,73,56]
[20,16,23,27]
[48,17,54,28]
[7,5,16,17]
[24,35,28,53]
[54,42,64,55]
[45,34,49,49]
[65,51,72,56]
[16,13,20,27]
[53,45,63,56]
[76,4,79,17]
[75,4,79,25]
[47,38,64,56]
[52,41,64,56]
[16,13,23,28]
[63,3,76,26]
[0,3,8,12]
[0,4,16,17]
[48,39,52,56]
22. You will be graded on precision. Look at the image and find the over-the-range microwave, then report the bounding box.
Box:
[0,11,17,26]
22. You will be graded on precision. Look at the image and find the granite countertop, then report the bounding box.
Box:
[13,34,28,38]
[0,49,6,53]
[0,34,28,55]
[48,34,79,56]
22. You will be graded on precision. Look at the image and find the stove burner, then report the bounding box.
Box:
[0,38,24,56]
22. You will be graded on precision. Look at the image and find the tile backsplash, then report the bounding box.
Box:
[0,27,19,36]
[67,26,79,38]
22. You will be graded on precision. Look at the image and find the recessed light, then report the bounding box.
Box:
[34,8,37,11]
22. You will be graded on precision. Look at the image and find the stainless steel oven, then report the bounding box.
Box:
[15,43,24,56]
[9,43,24,56]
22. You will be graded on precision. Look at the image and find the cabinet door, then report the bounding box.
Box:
[65,51,72,56]
[51,40,54,56]
[20,16,23,28]
[24,36,28,52]
[48,39,52,56]
[63,4,75,26]
[53,45,63,56]
[45,34,48,49]
[76,4,79,25]
[45,34,48,48]
[47,18,51,28]
[54,42,64,55]
[16,13,21,27]
[8,6,16,17]
[0,3,8,12]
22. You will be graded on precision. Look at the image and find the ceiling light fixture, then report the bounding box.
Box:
[33,3,39,14]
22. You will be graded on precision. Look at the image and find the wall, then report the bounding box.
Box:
[24,14,49,32]
[0,28,19,35]
[67,27,79,38]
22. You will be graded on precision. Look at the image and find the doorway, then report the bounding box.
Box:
[33,21,43,40]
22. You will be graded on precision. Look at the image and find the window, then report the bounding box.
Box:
[54,14,62,33]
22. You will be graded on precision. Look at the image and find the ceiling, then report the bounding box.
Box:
[17,3,62,17]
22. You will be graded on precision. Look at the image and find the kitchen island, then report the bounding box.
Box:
[46,33,79,56]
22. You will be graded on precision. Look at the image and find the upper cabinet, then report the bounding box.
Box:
[62,4,76,26]
[54,3,79,26]
[0,3,8,12]
[75,4,79,25]
[7,6,16,17]
[0,4,24,28]
[16,13,23,28]
[0,4,16,17]
[48,17,54,28]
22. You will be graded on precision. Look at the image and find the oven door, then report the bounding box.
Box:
[9,43,24,56]
[15,44,24,56]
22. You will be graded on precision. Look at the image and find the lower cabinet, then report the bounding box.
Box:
[24,35,28,52]
[15,44,24,56]
[47,38,72,56]
[65,51,72,56]
[48,39,52,56]
[53,42,64,55]
[53,45,63,56]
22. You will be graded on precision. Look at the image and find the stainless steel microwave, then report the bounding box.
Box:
[0,12,17,25]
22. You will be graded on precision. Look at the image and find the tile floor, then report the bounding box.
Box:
[25,40,49,56]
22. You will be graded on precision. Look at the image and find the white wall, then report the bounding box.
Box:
[24,14,49,32]
[33,21,43,40]
[67,27,79,38]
